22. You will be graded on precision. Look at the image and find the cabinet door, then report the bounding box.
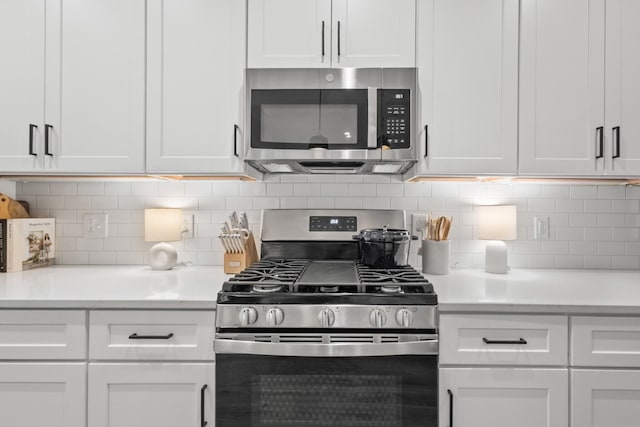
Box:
[572,369,640,426]
[440,368,568,427]
[332,0,416,68]
[146,0,246,173]
[44,0,145,174]
[88,363,214,427]
[416,0,518,175]
[248,0,331,68]
[0,0,45,172]
[605,0,640,175]
[0,363,86,427]
[519,0,605,176]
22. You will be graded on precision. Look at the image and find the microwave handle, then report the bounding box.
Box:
[367,87,378,149]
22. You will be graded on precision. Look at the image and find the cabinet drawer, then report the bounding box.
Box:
[0,310,86,360]
[572,316,640,367]
[89,310,215,360]
[440,314,568,365]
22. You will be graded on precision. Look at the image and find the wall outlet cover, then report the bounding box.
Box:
[84,214,108,238]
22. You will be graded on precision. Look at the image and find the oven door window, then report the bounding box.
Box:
[216,354,437,427]
[251,89,369,149]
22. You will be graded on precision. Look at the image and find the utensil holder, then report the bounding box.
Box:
[223,231,259,274]
[421,240,450,275]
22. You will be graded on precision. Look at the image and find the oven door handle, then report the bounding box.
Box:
[214,339,438,357]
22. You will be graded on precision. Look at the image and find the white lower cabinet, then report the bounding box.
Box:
[88,363,214,427]
[440,313,569,427]
[0,363,86,427]
[440,368,568,427]
[572,369,640,427]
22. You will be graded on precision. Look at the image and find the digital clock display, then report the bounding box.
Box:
[309,216,357,231]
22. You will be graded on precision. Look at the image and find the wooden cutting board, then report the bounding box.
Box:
[0,194,30,219]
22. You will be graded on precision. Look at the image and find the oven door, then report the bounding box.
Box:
[250,88,376,150]
[215,336,438,427]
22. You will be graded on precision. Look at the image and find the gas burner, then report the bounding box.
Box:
[380,285,403,294]
[320,286,339,293]
[229,259,308,285]
[252,284,284,293]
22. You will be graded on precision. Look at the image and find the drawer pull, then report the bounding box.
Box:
[128,333,174,340]
[447,389,453,427]
[482,337,527,345]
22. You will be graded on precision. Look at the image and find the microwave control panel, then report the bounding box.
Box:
[379,89,410,149]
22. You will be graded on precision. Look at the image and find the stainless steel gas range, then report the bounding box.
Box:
[214,209,438,427]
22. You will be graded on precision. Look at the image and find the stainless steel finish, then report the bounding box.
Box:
[260,209,406,241]
[245,68,417,175]
[369,308,387,328]
[265,308,285,326]
[215,334,439,357]
[216,304,438,330]
[367,87,378,149]
[396,308,414,327]
[318,308,336,327]
[239,307,258,326]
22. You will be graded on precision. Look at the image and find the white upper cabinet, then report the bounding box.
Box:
[519,0,605,176]
[0,0,46,172]
[0,0,145,174]
[146,0,246,174]
[248,0,415,68]
[414,0,518,176]
[605,0,640,176]
[331,0,416,68]
[519,0,640,177]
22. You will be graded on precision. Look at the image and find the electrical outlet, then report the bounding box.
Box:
[84,214,108,238]
[182,214,194,239]
[411,214,427,238]
[533,216,550,239]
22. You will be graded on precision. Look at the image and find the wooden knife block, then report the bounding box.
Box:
[223,231,259,274]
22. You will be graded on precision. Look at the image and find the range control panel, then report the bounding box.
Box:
[379,89,410,149]
[309,216,357,232]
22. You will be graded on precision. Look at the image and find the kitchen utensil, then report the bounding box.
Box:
[0,194,30,219]
[229,211,240,229]
[239,212,249,229]
[352,226,417,268]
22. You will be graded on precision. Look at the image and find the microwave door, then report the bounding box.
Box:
[250,89,370,150]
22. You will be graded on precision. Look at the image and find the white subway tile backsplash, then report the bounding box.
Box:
[362,197,390,209]
[583,255,612,269]
[321,184,349,197]
[78,182,105,196]
[598,185,626,199]
[597,213,626,227]
[21,182,50,196]
[266,183,293,197]
[252,197,280,210]
[584,200,612,213]
[612,256,640,270]
[348,184,377,197]
[50,182,78,196]
[598,241,626,256]
[335,197,363,209]
[14,179,639,270]
[542,185,570,199]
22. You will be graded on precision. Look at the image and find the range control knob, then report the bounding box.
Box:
[265,308,285,326]
[369,308,387,328]
[239,307,258,326]
[396,308,414,328]
[318,308,336,327]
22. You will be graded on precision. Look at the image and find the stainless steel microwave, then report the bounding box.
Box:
[245,68,417,174]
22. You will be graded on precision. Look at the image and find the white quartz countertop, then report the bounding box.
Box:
[431,268,640,314]
[0,265,227,309]
[0,265,639,313]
